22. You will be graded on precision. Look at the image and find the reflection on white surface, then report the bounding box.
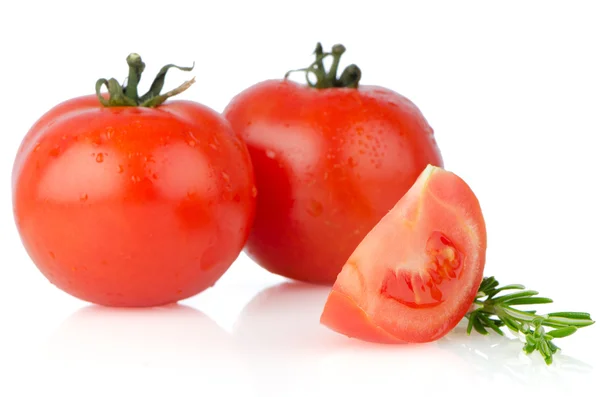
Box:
[232,281,340,396]
[233,281,595,395]
[233,281,341,352]
[29,303,254,396]
[232,282,469,394]
[41,303,235,368]
[439,321,594,391]
[26,281,595,396]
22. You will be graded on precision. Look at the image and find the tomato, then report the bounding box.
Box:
[12,54,256,307]
[320,164,487,343]
[223,43,444,284]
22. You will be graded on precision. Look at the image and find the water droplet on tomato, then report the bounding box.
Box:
[266,149,276,159]
[307,200,324,217]
[95,153,104,163]
[131,175,141,183]
[221,172,230,182]
[347,157,357,167]
[106,127,114,139]
[33,143,41,152]
[49,251,56,260]
[117,165,124,173]
[80,193,88,202]
[209,143,218,151]
[251,186,258,198]
[152,173,158,180]
[188,140,196,147]
[221,191,233,201]
[49,146,60,157]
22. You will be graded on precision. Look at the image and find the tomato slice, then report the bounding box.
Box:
[320,165,487,343]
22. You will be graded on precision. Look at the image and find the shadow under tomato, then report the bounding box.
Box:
[231,281,339,396]
[232,281,595,394]
[42,303,237,369]
[231,281,472,395]
[33,303,257,396]
[232,281,342,353]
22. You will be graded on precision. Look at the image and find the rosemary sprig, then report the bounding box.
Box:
[466,276,595,364]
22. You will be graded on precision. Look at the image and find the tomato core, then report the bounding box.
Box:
[380,232,463,309]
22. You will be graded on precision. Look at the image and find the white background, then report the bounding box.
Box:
[1,0,599,395]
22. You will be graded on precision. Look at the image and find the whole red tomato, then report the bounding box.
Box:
[12,54,256,307]
[224,43,443,284]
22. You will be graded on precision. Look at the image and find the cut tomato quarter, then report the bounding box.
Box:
[320,164,487,343]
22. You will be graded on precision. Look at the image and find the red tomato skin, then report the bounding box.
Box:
[224,80,444,284]
[12,96,256,307]
[320,289,404,344]
[320,165,487,344]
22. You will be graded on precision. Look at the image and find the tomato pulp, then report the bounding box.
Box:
[224,43,444,284]
[12,55,256,307]
[320,165,487,343]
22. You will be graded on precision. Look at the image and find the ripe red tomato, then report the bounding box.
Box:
[223,43,444,284]
[12,54,256,307]
[320,165,487,343]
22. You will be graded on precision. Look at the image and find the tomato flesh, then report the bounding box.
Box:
[12,97,256,307]
[320,165,487,343]
[381,231,464,309]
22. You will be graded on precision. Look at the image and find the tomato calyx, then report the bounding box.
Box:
[95,53,196,108]
[284,42,362,89]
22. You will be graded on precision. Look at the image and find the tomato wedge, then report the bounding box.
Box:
[320,165,487,343]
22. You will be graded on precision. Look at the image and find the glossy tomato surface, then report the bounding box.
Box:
[12,96,256,307]
[320,165,487,343]
[224,80,444,284]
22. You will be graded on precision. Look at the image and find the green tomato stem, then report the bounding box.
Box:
[95,53,195,108]
[285,42,362,89]
[125,53,145,101]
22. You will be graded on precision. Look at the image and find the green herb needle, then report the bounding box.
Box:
[466,276,595,364]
